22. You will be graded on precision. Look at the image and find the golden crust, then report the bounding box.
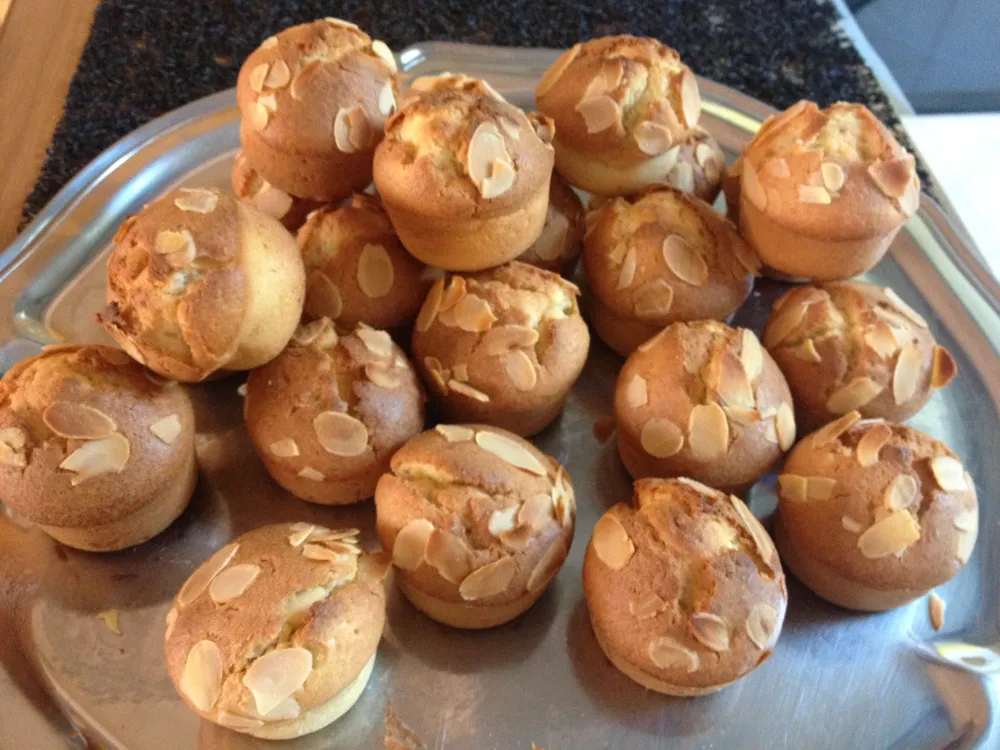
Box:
[517,172,586,276]
[374,425,575,628]
[777,416,977,609]
[236,19,399,201]
[763,282,954,431]
[100,189,305,381]
[231,150,323,231]
[411,261,590,437]
[164,522,386,736]
[583,478,786,693]
[584,188,757,356]
[614,321,794,493]
[0,345,195,535]
[297,194,433,331]
[244,319,425,505]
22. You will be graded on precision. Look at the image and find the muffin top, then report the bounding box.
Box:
[375,75,555,219]
[0,345,194,527]
[584,478,786,692]
[535,35,701,161]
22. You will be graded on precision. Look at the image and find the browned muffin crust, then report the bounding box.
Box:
[584,187,759,356]
[236,19,399,201]
[763,281,957,430]
[374,424,575,628]
[244,318,425,505]
[584,478,786,695]
[614,321,794,493]
[164,522,387,739]
[411,261,590,437]
[298,194,433,331]
[0,345,195,549]
[231,150,323,231]
[777,413,977,611]
[517,171,586,276]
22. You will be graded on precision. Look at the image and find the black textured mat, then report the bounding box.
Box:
[22,0,904,227]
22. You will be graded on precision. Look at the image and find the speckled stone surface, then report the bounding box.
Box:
[22,0,907,226]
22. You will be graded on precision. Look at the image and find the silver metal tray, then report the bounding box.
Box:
[2,43,999,750]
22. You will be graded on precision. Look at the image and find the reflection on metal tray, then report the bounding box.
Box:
[1,42,999,750]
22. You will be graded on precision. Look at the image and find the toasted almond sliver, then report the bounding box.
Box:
[148,414,182,445]
[370,39,397,71]
[154,229,196,267]
[742,160,767,211]
[174,188,219,214]
[690,613,730,652]
[930,456,967,492]
[378,82,396,116]
[884,288,928,328]
[449,380,491,402]
[687,403,728,460]
[59,433,131,485]
[527,538,568,593]
[356,327,394,358]
[858,510,921,558]
[777,474,808,503]
[640,418,684,458]
[857,423,892,467]
[425,529,472,584]
[287,523,316,547]
[633,279,674,317]
[662,235,708,286]
[577,95,620,134]
[178,543,239,606]
[746,604,779,650]
[475,431,548,475]
[821,162,845,193]
[249,63,269,93]
[842,516,864,534]
[243,648,313,717]
[392,519,435,571]
[928,593,946,631]
[930,347,958,389]
[775,402,796,451]
[459,557,517,601]
[695,142,716,169]
[740,329,764,381]
[435,424,475,443]
[518,493,554,532]
[792,338,822,363]
[305,271,343,320]
[181,640,223,712]
[592,513,634,570]
[43,401,117,440]
[357,244,395,299]
[807,477,836,501]
[467,122,510,187]
[313,412,369,456]
[488,507,518,537]
[334,106,360,153]
[724,406,759,427]
[679,68,701,126]
[955,510,977,563]
[270,437,299,458]
[451,293,497,333]
[811,410,861,445]
[765,158,790,179]
[869,156,914,199]
[264,59,290,88]
[892,340,923,405]
[209,563,261,603]
[624,374,648,409]
[416,278,445,332]
[481,160,516,199]
[763,297,807,348]
[617,248,637,290]
[634,120,673,155]
[630,594,668,620]
[669,162,695,194]
[503,350,538,391]
[825,377,884,414]
[865,322,899,359]
[717,350,755,410]
[480,324,539,356]
[366,362,402,389]
[298,467,325,481]
[648,636,699,672]
[884,473,919,511]
[250,101,269,131]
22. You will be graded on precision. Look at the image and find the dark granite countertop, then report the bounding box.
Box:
[22,0,904,226]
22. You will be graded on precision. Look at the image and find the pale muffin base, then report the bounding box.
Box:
[553,139,683,197]
[436,392,569,438]
[260,454,382,506]
[398,577,544,629]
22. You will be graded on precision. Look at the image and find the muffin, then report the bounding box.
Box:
[516,171,586,277]
[244,318,425,505]
[164,522,388,739]
[411,262,589,437]
[231,150,323,231]
[374,424,575,628]
[236,19,399,202]
[99,188,306,382]
[535,35,708,197]
[615,321,795,493]
[739,100,920,280]
[374,75,556,271]
[776,412,978,611]
[722,156,742,225]
[763,282,957,430]
[584,478,787,695]
[0,345,196,551]
[584,187,759,356]
[298,194,433,332]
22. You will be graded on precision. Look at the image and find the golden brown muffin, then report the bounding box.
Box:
[0,345,196,551]
[297,194,434,332]
[584,187,759,356]
[584,478,787,695]
[763,282,957,431]
[236,19,399,202]
[244,318,425,505]
[231,150,323,232]
[535,35,706,197]
[615,321,795,493]
[374,424,575,628]
[722,155,742,225]
[164,522,388,739]
[99,188,305,382]
[516,171,586,276]
[411,262,589,437]
[776,412,978,611]
[373,75,555,271]
[739,100,920,280]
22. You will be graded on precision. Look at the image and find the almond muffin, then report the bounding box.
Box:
[516,171,586,277]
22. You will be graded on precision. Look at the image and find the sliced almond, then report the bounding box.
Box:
[577,95,620,134]
[370,39,397,71]
[806,477,836,501]
[648,636,699,672]
[624,374,648,408]
[527,539,568,593]
[662,234,708,286]
[357,244,394,299]
[865,320,899,359]
[467,122,511,188]
[724,406,759,427]
[746,603,779,650]
[930,456,967,492]
[313,412,369,456]
[488,507,518,537]
[365,362,402,389]
[898,177,920,216]
[640,418,684,458]
[638,327,670,353]
[884,473,919,511]
[416,277,445,332]
[481,160,516,199]
[765,158,790,179]
[884,288,928,328]
[811,410,861,446]
[536,43,580,97]
[592,513,634,570]
[174,188,219,214]
[0,427,27,468]
[740,329,764,381]
[43,401,116,439]
[717,351,755,410]
[774,402,796,451]
[154,229,195,267]
[178,543,239,606]
[287,523,316,547]
[148,414,181,445]
[293,319,337,348]
[243,648,313,717]
[633,279,674,317]
[842,516,864,534]
[679,68,701,126]
[59,433,131,485]
[503,350,538,391]
[518,493,554,533]
[954,510,978,563]
[695,142,716,169]
[249,63,269,93]
[930,346,958,389]
[356,327,393,359]
[425,530,472,583]
[892,341,923,405]
[730,494,779,568]
[435,424,475,443]
[690,613,730,652]
[669,162,695,194]
[448,380,490,402]
[617,248,637,290]
[857,423,892,467]
[378,82,396,116]
[798,184,831,204]
[298,467,325,481]
[763,298,807,348]
[209,563,260,603]
[928,593,945,631]
[499,525,533,551]
[305,271,343,320]
[687,403,728,460]
[630,594,668,620]
[634,121,672,155]
[392,519,435,571]
[869,156,914,199]
[480,325,539,356]
[270,438,299,458]
[742,160,767,210]
[250,101,269,131]
[791,338,821,363]
[821,162,845,193]
[475,431,547,475]
[858,510,921,558]
[181,640,223,712]
[334,106,364,153]
[451,293,497,333]
[263,58,290,88]
[825,377,883,414]
[459,557,516,601]
[777,474,808,503]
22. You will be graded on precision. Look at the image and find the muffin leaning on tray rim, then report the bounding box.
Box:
[584,477,787,696]
[411,261,590,437]
[374,424,575,629]
[164,522,388,739]
[775,412,978,611]
[244,318,425,505]
[583,186,759,356]
[98,187,305,382]
[0,344,196,551]
[763,281,958,431]
[236,18,400,203]
[373,74,556,271]
[738,99,920,281]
